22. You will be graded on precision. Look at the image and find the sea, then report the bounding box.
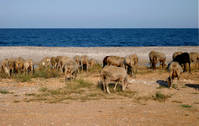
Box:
[0,28,198,47]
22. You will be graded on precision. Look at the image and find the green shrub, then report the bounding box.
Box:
[153,92,170,102]
[33,67,60,79]
[181,104,192,108]
[0,89,9,94]
[15,74,31,82]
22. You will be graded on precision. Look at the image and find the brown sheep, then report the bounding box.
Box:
[168,61,183,88]
[149,51,166,70]
[101,65,128,94]
[50,57,57,69]
[57,56,73,72]
[1,58,11,76]
[124,54,138,77]
[73,55,81,72]
[24,59,34,75]
[103,56,125,68]
[15,57,25,74]
[39,57,51,68]
[89,58,97,69]
[63,60,78,81]
[80,55,89,72]
[189,52,199,70]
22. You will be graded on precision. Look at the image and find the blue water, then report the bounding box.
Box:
[0,28,198,47]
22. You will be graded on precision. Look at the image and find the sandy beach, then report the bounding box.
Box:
[0,46,199,65]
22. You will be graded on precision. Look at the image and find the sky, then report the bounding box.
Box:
[0,0,198,28]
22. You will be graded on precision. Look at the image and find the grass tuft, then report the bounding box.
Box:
[0,89,10,94]
[33,67,60,79]
[153,91,171,102]
[15,74,31,82]
[181,104,192,108]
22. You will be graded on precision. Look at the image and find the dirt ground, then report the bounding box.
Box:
[0,67,199,126]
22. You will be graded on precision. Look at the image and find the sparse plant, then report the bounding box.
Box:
[181,104,192,108]
[15,74,31,82]
[153,91,171,102]
[39,87,48,92]
[172,100,182,103]
[0,89,9,94]
[33,67,60,79]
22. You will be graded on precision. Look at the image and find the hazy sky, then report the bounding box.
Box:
[0,0,198,28]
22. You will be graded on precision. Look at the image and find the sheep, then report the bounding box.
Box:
[172,51,183,60]
[56,56,72,72]
[1,58,11,76]
[189,52,199,70]
[173,52,191,72]
[63,60,78,81]
[39,57,51,68]
[88,58,97,69]
[24,59,34,75]
[103,56,125,68]
[149,51,166,70]
[101,65,128,94]
[15,57,25,74]
[168,61,183,88]
[50,57,57,69]
[73,55,81,72]
[80,55,89,72]
[124,54,138,77]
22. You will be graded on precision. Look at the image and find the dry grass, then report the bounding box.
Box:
[153,91,171,102]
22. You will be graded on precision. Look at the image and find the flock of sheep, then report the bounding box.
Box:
[0,51,199,93]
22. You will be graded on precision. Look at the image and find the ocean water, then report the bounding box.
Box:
[0,28,198,47]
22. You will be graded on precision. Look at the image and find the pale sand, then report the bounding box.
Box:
[0,46,198,65]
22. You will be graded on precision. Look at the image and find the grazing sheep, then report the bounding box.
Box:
[73,55,81,72]
[80,55,89,72]
[149,51,166,70]
[63,60,78,81]
[173,52,191,72]
[50,57,57,69]
[1,58,11,76]
[189,52,199,70]
[15,57,25,74]
[24,59,34,75]
[56,56,72,72]
[168,61,183,88]
[101,65,128,94]
[103,56,125,68]
[124,54,138,77]
[39,57,51,68]
[89,58,97,69]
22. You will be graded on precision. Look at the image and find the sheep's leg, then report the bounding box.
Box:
[105,81,111,94]
[114,82,118,91]
[122,81,126,91]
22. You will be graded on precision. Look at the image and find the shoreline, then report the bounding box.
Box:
[0,46,198,65]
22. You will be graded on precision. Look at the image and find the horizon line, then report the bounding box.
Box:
[0,27,198,29]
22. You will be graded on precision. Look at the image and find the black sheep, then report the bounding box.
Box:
[173,52,191,72]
